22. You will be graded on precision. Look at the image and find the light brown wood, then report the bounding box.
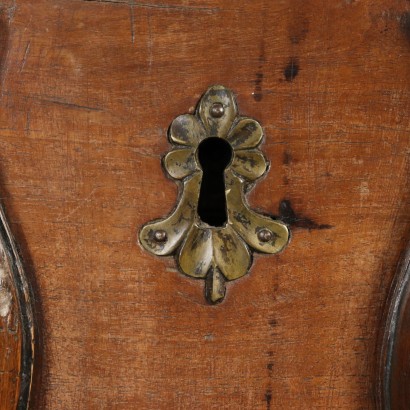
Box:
[0,0,409,408]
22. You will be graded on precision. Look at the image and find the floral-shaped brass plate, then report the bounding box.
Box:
[139,85,289,304]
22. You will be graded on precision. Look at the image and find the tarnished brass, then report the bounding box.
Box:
[139,85,290,304]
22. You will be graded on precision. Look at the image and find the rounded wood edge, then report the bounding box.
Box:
[378,243,410,409]
[0,204,35,410]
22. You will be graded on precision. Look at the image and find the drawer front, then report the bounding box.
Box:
[0,1,409,409]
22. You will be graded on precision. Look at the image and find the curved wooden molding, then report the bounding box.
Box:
[378,243,410,409]
[0,204,35,409]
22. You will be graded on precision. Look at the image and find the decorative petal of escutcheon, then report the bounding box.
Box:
[231,150,268,181]
[198,85,238,139]
[139,85,290,304]
[139,172,202,256]
[225,169,289,254]
[227,118,264,150]
[163,148,198,180]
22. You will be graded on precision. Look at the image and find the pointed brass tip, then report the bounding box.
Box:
[205,267,226,304]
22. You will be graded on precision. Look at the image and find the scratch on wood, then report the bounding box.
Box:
[0,4,16,100]
[134,2,219,13]
[82,0,219,13]
[25,110,30,136]
[19,41,30,72]
[82,0,131,4]
[176,291,207,307]
[147,11,153,70]
[37,97,103,112]
[57,188,98,221]
[129,2,135,44]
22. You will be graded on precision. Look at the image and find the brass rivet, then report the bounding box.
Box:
[210,102,224,118]
[258,229,273,242]
[153,230,167,242]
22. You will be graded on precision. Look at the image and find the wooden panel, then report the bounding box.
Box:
[0,0,409,408]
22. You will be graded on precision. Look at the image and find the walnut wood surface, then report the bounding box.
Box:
[0,0,409,409]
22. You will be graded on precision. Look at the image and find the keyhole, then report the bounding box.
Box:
[197,138,233,227]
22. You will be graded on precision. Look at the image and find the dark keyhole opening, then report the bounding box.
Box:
[197,137,233,227]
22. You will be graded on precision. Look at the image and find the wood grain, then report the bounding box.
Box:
[0,0,409,408]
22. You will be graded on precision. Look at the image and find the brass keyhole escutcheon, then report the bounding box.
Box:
[139,85,290,304]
